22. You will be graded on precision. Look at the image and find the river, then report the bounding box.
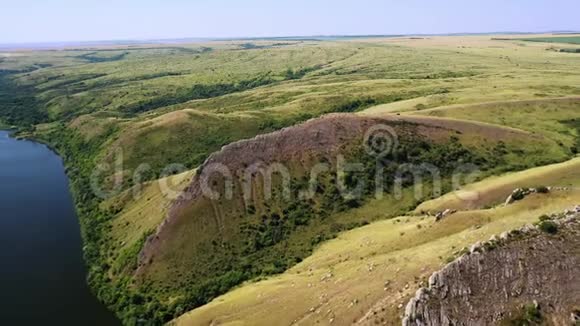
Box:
[0,130,119,325]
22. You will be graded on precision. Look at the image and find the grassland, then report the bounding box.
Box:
[4,35,580,183]
[101,170,195,275]
[2,34,580,325]
[168,36,580,325]
[416,157,580,212]
[175,164,580,325]
[408,97,580,151]
[130,112,566,323]
[516,35,580,45]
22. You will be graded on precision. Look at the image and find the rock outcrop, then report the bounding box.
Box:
[403,209,580,326]
[135,114,425,273]
[434,209,457,222]
[504,187,550,206]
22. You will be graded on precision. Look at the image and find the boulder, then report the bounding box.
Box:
[505,188,535,206]
[435,209,457,222]
[504,194,515,206]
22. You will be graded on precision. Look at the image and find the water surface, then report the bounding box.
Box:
[0,130,118,325]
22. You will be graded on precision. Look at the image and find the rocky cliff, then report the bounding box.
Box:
[403,208,580,326]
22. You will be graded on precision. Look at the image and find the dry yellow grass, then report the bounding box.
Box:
[174,188,580,326]
[173,157,580,325]
[416,157,580,213]
[12,34,577,323]
[105,170,195,265]
[168,36,580,325]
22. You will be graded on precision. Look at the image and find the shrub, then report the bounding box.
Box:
[444,256,455,264]
[507,303,543,325]
[538,221,558,234]
[522,303,542,323]
[483,241,498,251]
[535,186,549,194]
[538,214,551,222]
[511,188,526,201]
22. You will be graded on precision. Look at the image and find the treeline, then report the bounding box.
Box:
[121,75,275,114]
[239,43,267,50]
[75,52,129,63]
[44,72,186,96]
[256,97,377,133]
[284,65,323,80]
[36,120,502,325]
[123,64,326,115]
[330,97,378,112]
[256,90,446,133]
[0,70,48,127]
[37,125,171,324]
[563,119,580,154]
[560,48,580,53]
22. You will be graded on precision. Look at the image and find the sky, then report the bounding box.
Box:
[1,0,579,44]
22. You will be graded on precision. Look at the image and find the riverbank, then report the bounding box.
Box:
[0,121,14,130]
[0,131,119,325]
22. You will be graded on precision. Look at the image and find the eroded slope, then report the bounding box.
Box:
[403,211,580,326]
[128,112,559,323]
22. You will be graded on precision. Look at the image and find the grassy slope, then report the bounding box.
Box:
[417,157,580,212]
[410,97,580,151]
[100,35,580,183]
[129,114,562,324]
[3,35,580,324]
[7,35,579,186]
[101,170,195,274]
[132,115,534,306]
[174,163,580,326]
[169,37,580,325]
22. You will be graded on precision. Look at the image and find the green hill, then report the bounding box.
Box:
[1,35,580,325]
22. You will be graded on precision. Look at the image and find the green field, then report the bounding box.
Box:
[517,35,580,44]
[2,34,580,325]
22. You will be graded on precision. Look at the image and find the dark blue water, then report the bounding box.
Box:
[0,130,119,325]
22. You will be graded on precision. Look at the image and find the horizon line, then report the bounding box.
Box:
[1,30,579,50]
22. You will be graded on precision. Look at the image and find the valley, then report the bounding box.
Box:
[1,34,580,325]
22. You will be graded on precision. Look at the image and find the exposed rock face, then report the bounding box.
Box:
[403,211,580,326]
[504,187,550,206]
[135,113,537,278]
[135,114,437,275]
[434,209,456,222]
[131,111,554,309]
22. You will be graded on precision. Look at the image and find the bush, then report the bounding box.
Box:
[535,186,549,194]
[523,303,542,323]
[538,221,558,234]
[538,214,551,222]
[511,188,526,201]
[123,75,274,114]
[507,303,543,325]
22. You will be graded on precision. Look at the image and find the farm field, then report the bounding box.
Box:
[1,33,580,325]
[517,35,580,44]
